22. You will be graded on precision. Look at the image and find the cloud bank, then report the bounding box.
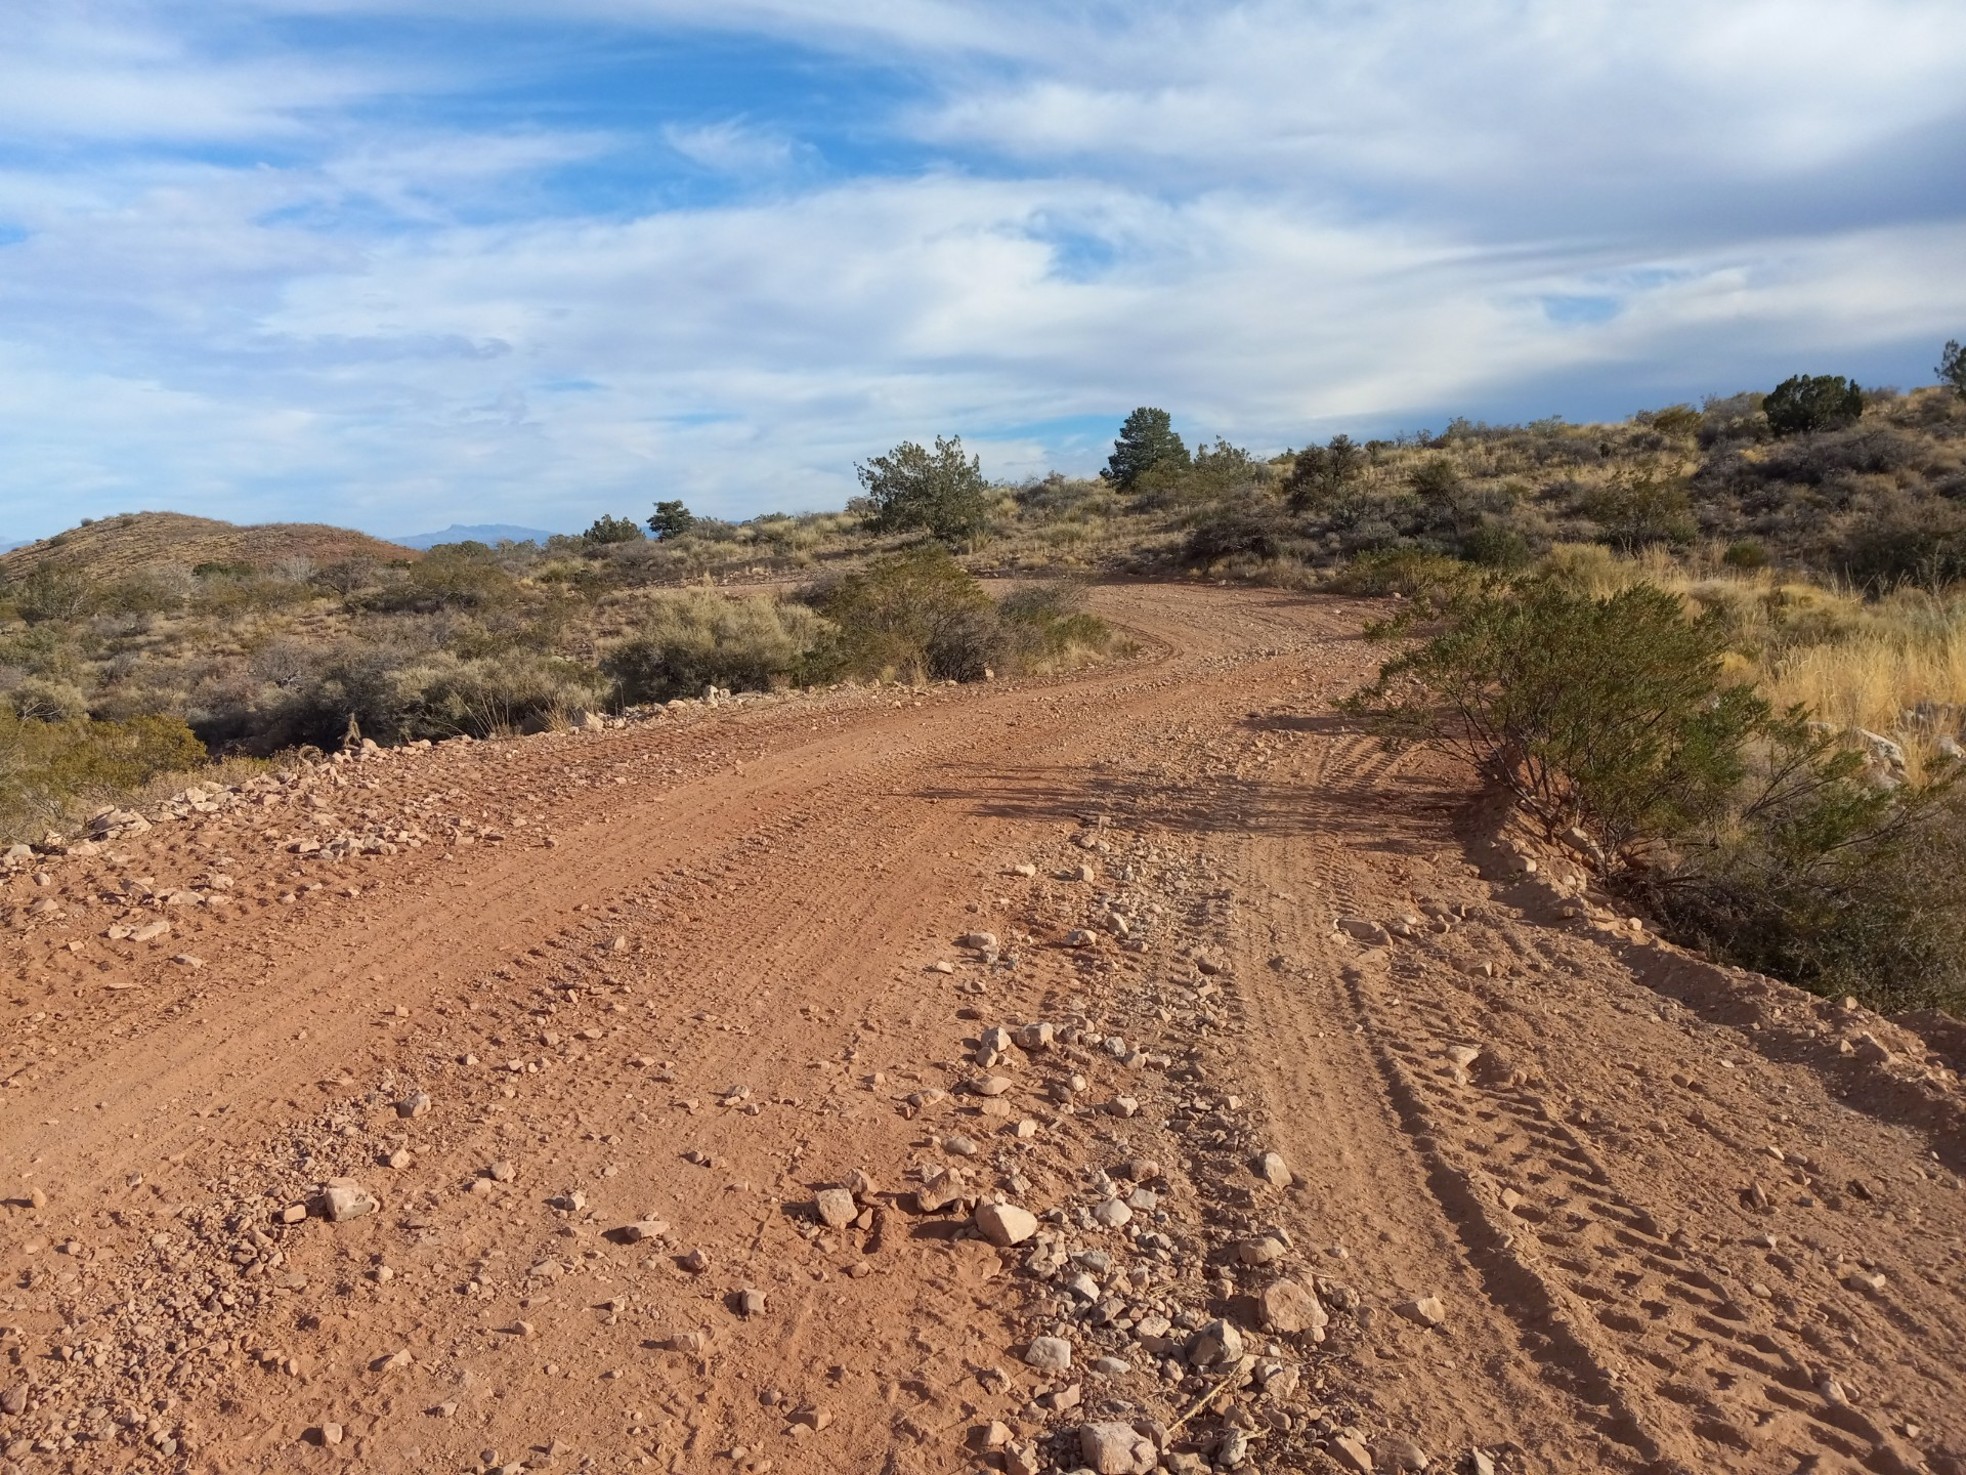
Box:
[0,0,1961,538]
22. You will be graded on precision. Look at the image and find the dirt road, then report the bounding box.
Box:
[3,584,1963,1475]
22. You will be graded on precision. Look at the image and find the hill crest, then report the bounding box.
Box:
[0,512,419,581]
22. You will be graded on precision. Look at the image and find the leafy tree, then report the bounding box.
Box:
[1284,434,1364,513]
[1764,374,1864,436]
[1102,408,1190,490]
[583,515,645,545]
[649,500,697,540]
[856,435,992,545]
[1939,340,1966,400]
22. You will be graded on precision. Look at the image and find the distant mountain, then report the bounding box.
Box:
[393,523,563,549]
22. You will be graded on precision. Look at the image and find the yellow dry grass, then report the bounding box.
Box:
[1544,543,1966,779]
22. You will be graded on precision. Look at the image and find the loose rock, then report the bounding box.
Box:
[1257,1277,1328,1337]
[1254,1151,1294,1187]
[320,1178,377,1222]
[815,1188,857,1229]
[1080,1421,1158,1474]
[1397,1295,1446,1328]
[973,1202,1040,1247]
[1024,1336,1073,1372]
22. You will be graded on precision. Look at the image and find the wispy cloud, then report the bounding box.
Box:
[661,119,803,175]
[0,1,1960,539]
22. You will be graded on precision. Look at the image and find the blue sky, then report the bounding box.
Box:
[1,0,1963,542]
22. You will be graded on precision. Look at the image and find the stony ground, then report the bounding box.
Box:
[3,584,1965,1475]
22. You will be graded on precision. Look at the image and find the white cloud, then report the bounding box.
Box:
[0,0,1960,538]
[661,120,802,175]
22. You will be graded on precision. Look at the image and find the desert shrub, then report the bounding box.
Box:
[1350,580,1768,857]
[1408,457,1462,507]
[1284,435,1365,514]
[8,676,90,722]
[602,591,830,702]
[1582,471,1696,552]
[398,651,607,737]
[1697,391,1769,448]
[0,708,208,843]
[1324,549,1470,599]
[361,547,518,613]
[1765,374,1865,437]
[1636,404,1703,438]
[1834,495,1966,590]
[1722,540,1770,570]
[96,570,188,617]
[813,546,1001,682]
[583,515,645,546]
[1459,521,1533,569]
[994,582,1113,672]
[1740,427,1932,488]
[313,558,377,599]
[1646,753,1966,1013]
[1940,340,1966,400]
[1182,498,1289,564]
[1348,577,1966,1009]
[10,567,91,625]
[649,500,697,540]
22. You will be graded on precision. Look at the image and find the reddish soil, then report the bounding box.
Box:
[3,584,1963,1475]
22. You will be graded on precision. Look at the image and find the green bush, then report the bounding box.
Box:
[1940,339,1966,400]
[0,708,208,843]
[583,515,645,546]
[857,436,993,546]
[1350,580,1766,858]
[1722,540,1770,570]
[369,546,519,612]
[1765,374,1865,437]
[1652,771,1966,1013]
[1459,521,1533,569]
[10,567,91,625]
[602,591,830,702]
[8,677,89,722]
[1181,498,1288,564]
[1284,435,1364,513]
[649,500,697,540]
[813,546,1000,682]
[1582,471,1696,552]
[1324,549,1469,599]
[1347,577,1966,1010]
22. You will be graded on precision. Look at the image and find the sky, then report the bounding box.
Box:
[1,1,1963,542]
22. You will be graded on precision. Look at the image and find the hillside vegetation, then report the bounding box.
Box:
[8,368,1966,1018]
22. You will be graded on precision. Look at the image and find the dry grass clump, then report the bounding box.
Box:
[602,589,832,702]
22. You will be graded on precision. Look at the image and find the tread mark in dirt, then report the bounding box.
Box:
[1344,959,1902,1473]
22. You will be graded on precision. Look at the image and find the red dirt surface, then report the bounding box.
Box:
[3,585,1963,1475]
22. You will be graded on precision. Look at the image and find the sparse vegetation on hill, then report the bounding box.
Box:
[0,511,417,584]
